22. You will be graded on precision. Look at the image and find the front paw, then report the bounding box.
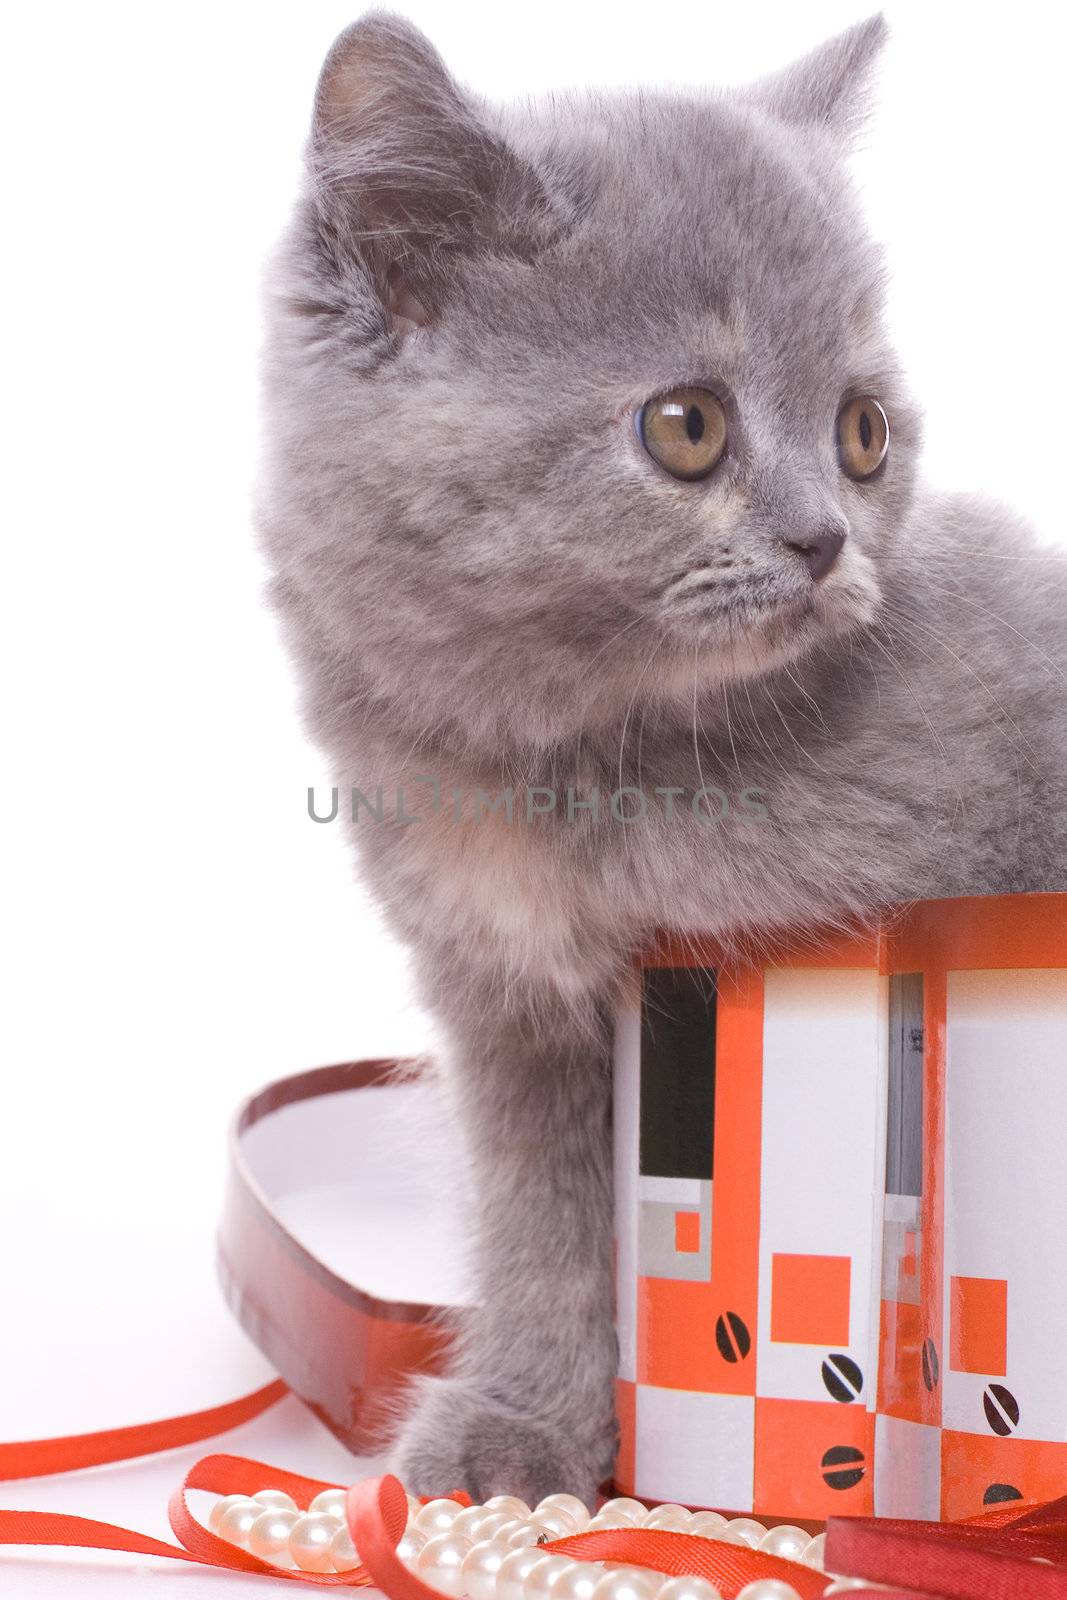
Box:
[388,1376,615,1506]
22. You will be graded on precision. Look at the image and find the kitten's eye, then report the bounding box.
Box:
[837,396,890,480]
[637,387,727,481]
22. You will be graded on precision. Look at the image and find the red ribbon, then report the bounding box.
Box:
[0,1378,289,1481]
[2,1384,1067,1597]
[823,1496,1067,1599]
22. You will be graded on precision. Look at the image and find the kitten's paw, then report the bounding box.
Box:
[388,1377,615,1506]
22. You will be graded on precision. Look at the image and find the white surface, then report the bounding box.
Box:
[873,1415,941,1520]
[250,1082,475,1306]
[1,1,1064,1592]
[635,1388,756,1512]
[943,969,1067,1440]
[757,969,887,1405]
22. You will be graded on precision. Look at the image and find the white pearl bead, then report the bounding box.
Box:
[498,1546,554,1600]
[209,1494,255,1534]
[589,1566,661,1600]
[477,1511,520,1542]
[452,1505,496,1539]
[247,1508,298,1564]
[537,1495,591,1529]
[461,1538,510,1600]
[216,1498,263,1546]
[586,1512,635,1531]
[688,1512,729,1536]
[524,1554,575,1599]
[757,1526,812,1563]
[251,1488,299,1514]
[530,1509,580,1538]
[487,1495,532,1520]
[657,1577,724,1600]
[417,1531,473,1596]
[553,1562,607,1600]
[329,1522,360,1573]
[800,1533,826,1570]
[642,1503,689,1528]
[407,1492,422,1518]
[490,1518,529,1542]
[396,1526,428,1566]
[508,1520,554,1548]
[289,1512,342,1573]
[724,1518,768,1548]
[597,1499,647,1526]
[415,1497,466,1536]
[308,1488,348,1520]
[643,1505,692,1532]
[736,1581,803,1600]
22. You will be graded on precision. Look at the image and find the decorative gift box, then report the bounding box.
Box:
[215,892,1066,1527]
[612,893,1067,1523]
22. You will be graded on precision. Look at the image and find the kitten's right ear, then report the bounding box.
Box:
[310,12,555,332]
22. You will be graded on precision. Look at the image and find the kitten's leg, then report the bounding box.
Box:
[389,971,618,1506]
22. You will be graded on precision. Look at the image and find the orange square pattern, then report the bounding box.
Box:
[675,1211,701,1253]
[771,1253,851,1346]
[637,1275,753,1395]
[754,1398,875,1519]
[940,1431,1067,1522]
[950,1276,1007,1376]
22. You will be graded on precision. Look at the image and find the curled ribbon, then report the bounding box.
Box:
[823,1495,1067,1599]
[2,1383,1067,1597]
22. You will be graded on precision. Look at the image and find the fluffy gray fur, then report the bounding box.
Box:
[258,11,1066,1502]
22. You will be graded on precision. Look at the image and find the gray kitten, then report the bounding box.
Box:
[258,11,1066,1503]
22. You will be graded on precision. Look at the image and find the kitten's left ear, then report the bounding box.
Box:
[748,14,888,147]
[309,13,560,332]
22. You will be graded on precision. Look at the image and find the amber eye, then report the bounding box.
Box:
[837,395,890,480]
[637,387,728,481]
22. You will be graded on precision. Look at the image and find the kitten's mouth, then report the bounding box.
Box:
[661,580,820,636]
[653,571,875,681]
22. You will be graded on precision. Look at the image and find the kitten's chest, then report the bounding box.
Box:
[552,715,958,938]
[391,745,926,955]
[374,694,970,989]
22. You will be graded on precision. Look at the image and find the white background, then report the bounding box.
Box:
[1,1,1064,1591]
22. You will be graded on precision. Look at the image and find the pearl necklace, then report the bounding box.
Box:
[209,1485,874,1598]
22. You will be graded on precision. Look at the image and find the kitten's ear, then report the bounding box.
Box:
[749,14,888,147]
[310,12,556,330]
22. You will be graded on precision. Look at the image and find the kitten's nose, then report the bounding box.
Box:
[784,521,847,581]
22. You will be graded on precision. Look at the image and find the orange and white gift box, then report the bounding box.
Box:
[612,893,1067,1524]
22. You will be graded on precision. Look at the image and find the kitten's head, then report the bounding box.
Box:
[261,11,920,752]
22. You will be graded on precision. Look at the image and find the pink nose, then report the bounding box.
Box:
[784,521,847,581]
